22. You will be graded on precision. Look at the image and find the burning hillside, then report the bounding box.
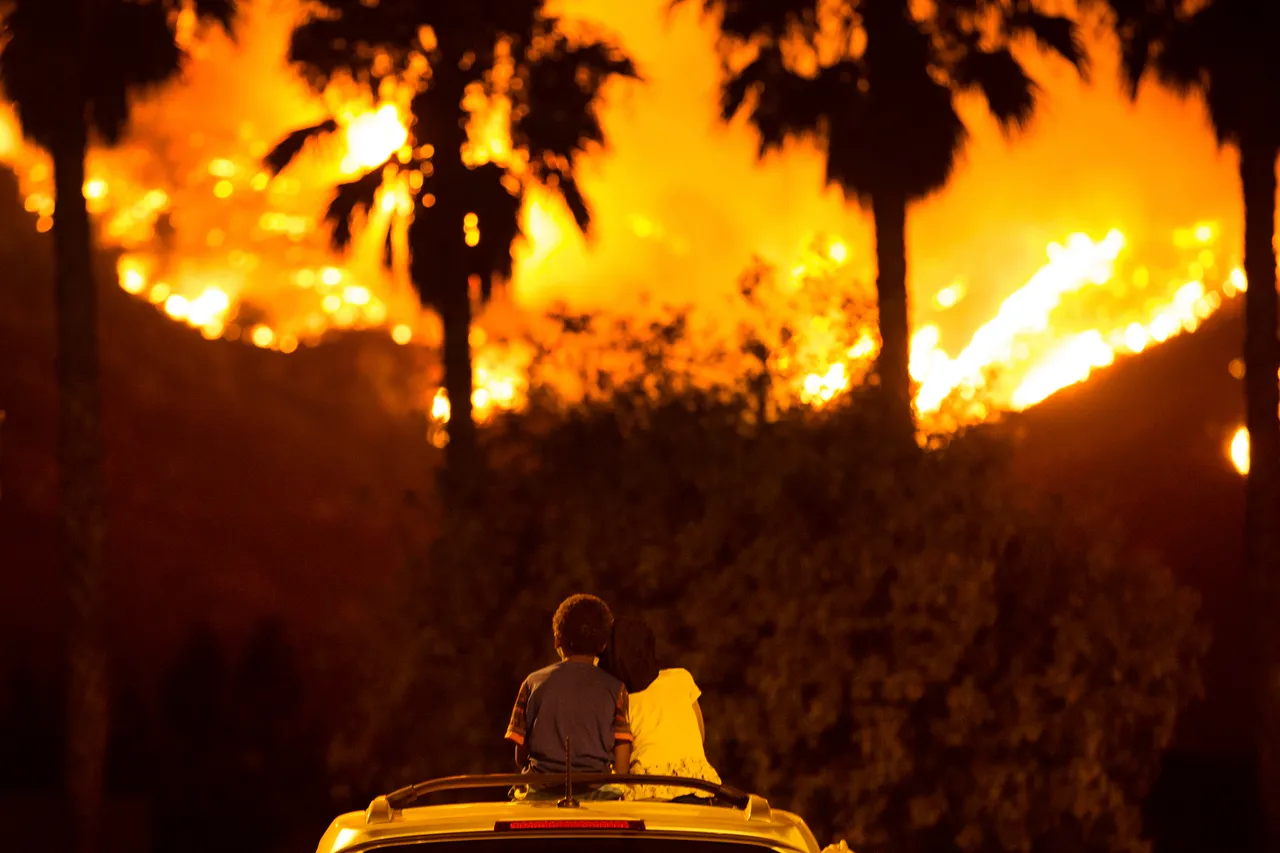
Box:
[0,0,1255,458]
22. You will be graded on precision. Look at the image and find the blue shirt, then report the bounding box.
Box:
[505,660,632,774]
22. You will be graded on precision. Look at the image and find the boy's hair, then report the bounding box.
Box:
[553,594,613,657]
[601,617,660,693]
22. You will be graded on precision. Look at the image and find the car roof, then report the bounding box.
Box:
[315,798,822,853]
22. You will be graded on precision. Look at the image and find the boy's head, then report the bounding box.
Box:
[552,594,613,658]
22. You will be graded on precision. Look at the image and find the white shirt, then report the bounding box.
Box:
[627,667,710,769]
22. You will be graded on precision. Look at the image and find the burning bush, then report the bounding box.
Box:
[344,350,1205,853]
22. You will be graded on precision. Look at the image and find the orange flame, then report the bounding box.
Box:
[0,0,1252,446]
[1230,427,1249,475]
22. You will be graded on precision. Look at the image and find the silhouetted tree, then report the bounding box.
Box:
[266,0,636,485]
[682,0,1086,442]
[0,3,234,851]
[1090,2,1280,846]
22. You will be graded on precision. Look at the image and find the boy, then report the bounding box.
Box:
[505,594,632,778]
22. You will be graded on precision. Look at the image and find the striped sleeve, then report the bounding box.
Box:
[613,684,633,742]
[505,679,531,745]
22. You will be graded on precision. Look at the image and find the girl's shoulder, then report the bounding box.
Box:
[659,667,700,700]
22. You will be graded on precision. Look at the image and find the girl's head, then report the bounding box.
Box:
[602,616,660,693]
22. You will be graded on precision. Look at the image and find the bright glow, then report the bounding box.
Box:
[1011,330,1116,408]
[342,104,408,174]
[187,288,232,326]
[0,112,14,157]
[432,388,451,423]
[935,282,965,309]
[208,158,237,178]
[915,230,1127,413]
[1231,427,1250,475]
[1228,267,1247,294]
[1123,323,1148,354]
[250,325,275,348]
[164,293,191,320]
[118,258,147,294]
[800,363,848,404]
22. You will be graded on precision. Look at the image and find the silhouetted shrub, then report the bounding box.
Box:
[152,620,330,853]
[0,666,63,790]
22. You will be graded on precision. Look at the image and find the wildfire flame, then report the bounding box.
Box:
[1230,427,1250,475]
[0,0,1255,475]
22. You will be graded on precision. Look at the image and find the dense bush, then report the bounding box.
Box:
[343,357,1205,853]
[151,620,332,853]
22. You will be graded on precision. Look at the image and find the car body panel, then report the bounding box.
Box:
[316,799,822,853]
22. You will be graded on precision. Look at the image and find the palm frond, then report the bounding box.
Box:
[264,119,340,175]
[557,174,591,234]
[720,46,783,122]
[191,0,236,40]
[512,30,637,172]
[1168,1,1280,147]
[674,0,818,41]
[87,0,183,142]
[288,11,392,90]
[2,0,241,148]
[1151,15,1208,97]
[1009,9,1088,78]
[324,163,391,250]
[1096,0,1178,96]
[0,0,69,147]
[724,47,844,154]
[953,46,1037,133]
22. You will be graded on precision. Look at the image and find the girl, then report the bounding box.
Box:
[601,616,721,801]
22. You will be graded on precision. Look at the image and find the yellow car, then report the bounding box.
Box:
[314,773,823,853]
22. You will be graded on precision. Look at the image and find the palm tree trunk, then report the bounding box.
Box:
[441,256,477,482]
[51,117,109,853]
[422,64,480,491]
[871,190,915,444]
[1240,137,1280,852]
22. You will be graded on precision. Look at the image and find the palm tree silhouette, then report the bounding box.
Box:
[1096,0,1280,842]
[266,1,636,484]
[0,2,234,851]
[683,0,1085,441]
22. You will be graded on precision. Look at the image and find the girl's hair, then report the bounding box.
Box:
[602,617,660,693]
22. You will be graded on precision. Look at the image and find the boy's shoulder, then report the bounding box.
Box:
[524,661,562,686]
[524,660,623,693]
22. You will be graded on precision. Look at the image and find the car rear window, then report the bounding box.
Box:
[367,839,787,853]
